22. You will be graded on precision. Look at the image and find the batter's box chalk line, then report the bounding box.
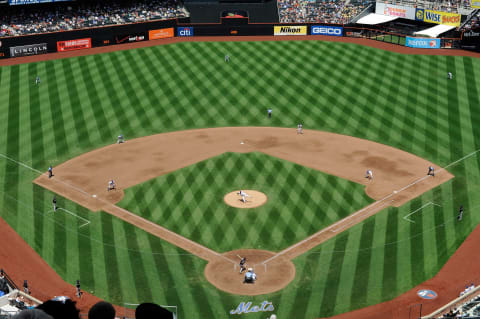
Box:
[403,202,442,223]
[49,208,91,228]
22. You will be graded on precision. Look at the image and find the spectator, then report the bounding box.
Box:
[0,0,189,37]
[36,299,80,319]
[88,301,115,319]
[13,309,54,319]
[135,302,173,319]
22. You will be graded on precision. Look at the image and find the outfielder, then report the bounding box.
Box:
[225,54,230,62]
[268,108,272,118]
[52,196,57,212]
[35,76,40,85]
[117,134,125,144]
[447,72,453,80]
[365,169,373,180]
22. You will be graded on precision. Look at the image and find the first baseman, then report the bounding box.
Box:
[365,169,373,180]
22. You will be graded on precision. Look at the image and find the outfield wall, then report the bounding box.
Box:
[0,19,470,59]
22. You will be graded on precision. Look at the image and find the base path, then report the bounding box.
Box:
[33,127,453,296]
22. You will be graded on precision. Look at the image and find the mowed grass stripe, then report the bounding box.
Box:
[77,56,113,142]
[60,59,93,148]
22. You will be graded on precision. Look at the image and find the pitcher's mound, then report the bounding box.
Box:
[224,190,267,208]
[204,249,295,295]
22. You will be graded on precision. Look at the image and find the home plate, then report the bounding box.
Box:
[92,194,97,198]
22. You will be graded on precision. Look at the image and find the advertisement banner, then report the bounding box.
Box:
[149,28,174,40]
[274,26,307,36]
[375,3,416,20]
[421,9,461,26]
[311,25,343,36]
[10,43,48,57]
[472,0,480,8]
[463,29,480,38]
[115,34,146,44]
[406,37,440,48]
[57,38,91,52]
[177,27,194,37]
[9,0,71,5]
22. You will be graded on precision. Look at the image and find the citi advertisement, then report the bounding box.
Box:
[10,43,47,57]
[416,8,460,26]
[177,27,193,37]
[149,28,174,40]
[274,26,307,36]
[375,3,416,20]
[406,37,440,49]
[57,38,91,52]
[311,26,343,36]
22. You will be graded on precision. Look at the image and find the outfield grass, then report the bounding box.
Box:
[0,40,480,318]
[118,152,373,252]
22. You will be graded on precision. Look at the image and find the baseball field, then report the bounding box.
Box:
[1,38,480,319]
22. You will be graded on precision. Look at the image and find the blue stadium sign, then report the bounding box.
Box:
[9,0,71,5]
[311,26,343,37]
[406,37,440,49]
[177,27,194,37]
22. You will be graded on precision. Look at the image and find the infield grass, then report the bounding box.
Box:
[1,40,480,318]
[118,152,373,252]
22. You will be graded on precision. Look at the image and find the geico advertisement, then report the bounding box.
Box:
[311,26,343,36]
[423,9,460,26]
[274,26,307,36]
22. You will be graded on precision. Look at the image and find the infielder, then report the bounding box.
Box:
[297,123,303,134]
[225,55,230,62]
[48,166,53,178]
[427,166,435,176]
[117,134,125,144]
[108,179,116,191]
[237,190,249,203]
[268,108,272,118]
[365,169,373,180]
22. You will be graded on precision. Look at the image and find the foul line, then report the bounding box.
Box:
[403,202,441,223]
[260,149,480,266]
[0,152,236,264]
[49,208,91,228]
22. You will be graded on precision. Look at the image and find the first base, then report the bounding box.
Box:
[92,194,97,198]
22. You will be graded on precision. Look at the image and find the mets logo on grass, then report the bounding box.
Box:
[274,25,307,36]
[418,289,437,299]
[177,27,193,37]
[230,301,274,315]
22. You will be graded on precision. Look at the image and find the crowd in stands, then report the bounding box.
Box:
[0,0,189,37]
[463,10,480,30]
[6,299,175,319]
[278,0,373,24]
[381,0,473,13]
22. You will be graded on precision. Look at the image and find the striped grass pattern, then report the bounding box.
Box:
[0,40,480,318]
[118,152,373,252]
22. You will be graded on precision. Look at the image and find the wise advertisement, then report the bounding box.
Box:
[274,26,307,36]
[57,38,91,52]
[148,28,174,40]
[406,37,440,49]
[416,8,460,26]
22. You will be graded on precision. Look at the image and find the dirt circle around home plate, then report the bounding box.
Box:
[223,190,268,209]
[204,249,296,295]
